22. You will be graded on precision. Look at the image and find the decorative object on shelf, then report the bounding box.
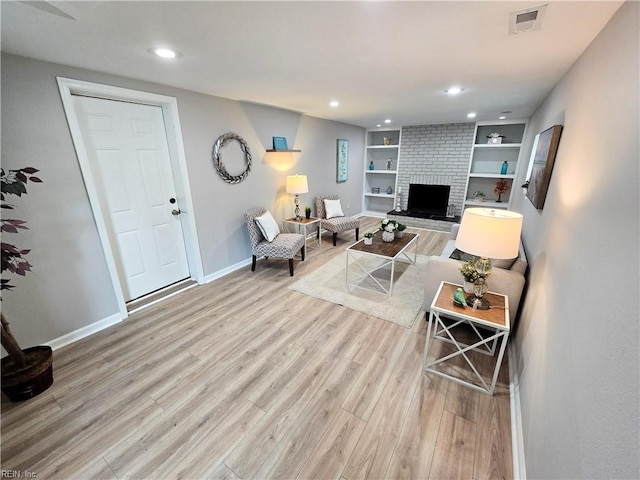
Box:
[473,191,486,202]
[395,223,406,238]
[447,204,457,218]
[272,136,288,150]
[386,186,393,194]
[395,187,402,212]
[364,232,374,245]
[383,137,392,145]
[369,160,375,170]
[521,180,530,195]
[525,124,563,210]
[487,132,504,144]
[386,158,392,170]
[453,288,467,307]
[305,206,311,219]
[455,208,523,309]
[336,139,349,183]
[501,161,509,175]
[380,218,397,242]
[371,187,380,194]
[286,174,309,220]
[494,179,510,202]
[213,132,253,184]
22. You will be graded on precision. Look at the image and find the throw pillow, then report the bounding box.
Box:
[450,248,517,270]
[324,199,344,219]
[255,211,280,242]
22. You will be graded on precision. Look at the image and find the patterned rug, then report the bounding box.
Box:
[289,252,431,329]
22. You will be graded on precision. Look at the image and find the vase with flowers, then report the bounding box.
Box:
[380,218,397,242]
[395,223,406,238]
[460,257,492,294]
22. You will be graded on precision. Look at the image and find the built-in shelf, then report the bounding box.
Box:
[363,128,402,215]
[469,173,516,179]
[364,193,395,199]
[265,149,302,153]
[463,120,528,211]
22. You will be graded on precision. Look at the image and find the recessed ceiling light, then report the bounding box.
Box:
[467,112,477,119]
[445,86,464,95]
[154,48,177,59]
[329,100,339,108]
[499,115,506,120]
[376,124,382,127]
[384,119,392,124]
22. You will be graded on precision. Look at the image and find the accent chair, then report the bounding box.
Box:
[244,207,305,276]
[314,195,360,246]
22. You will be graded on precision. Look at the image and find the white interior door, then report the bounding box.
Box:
[72,95,190,301]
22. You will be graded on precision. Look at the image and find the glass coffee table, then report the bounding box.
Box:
[345,231,419,296]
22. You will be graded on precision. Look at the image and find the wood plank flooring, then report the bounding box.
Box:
[1,217,513,479]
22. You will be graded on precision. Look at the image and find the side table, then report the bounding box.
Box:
[282,217,321,253]
[423,281,510,395]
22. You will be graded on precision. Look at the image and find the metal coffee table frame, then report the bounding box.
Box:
[345,231,419,296]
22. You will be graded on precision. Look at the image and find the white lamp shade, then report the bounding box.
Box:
[286,175,308,194]
[455,208,523,259]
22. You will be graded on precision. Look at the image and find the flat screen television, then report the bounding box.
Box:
[407,184,450,217]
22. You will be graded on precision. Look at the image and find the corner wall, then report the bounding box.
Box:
[510,2,639,477]
[1,53,365,349]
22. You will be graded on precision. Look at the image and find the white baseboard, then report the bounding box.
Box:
[47,312,123,351]
[508,343,527,479]
[204,257,253,284]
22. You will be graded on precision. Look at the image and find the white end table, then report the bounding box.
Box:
[423,281,510,395]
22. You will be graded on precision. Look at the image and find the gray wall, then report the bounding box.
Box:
[510,2,639,478]
[398,123,474,216]
[1,53,365,348]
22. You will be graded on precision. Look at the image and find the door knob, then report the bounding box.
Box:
[171,209,182,216]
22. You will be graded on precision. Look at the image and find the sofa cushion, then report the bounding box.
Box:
[449,248,517,270]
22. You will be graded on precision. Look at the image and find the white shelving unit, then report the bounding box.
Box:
[463,121,527,210]
[363,129,401,216]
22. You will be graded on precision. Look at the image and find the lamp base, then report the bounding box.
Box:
[466,295,490,310]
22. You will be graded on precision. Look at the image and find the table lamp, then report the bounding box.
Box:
[286,174,308,220]
[455,208,523,309]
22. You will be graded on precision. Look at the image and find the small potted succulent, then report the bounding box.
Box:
[395,222,406,238]
[305,206,311,219]
[363,232,375,245]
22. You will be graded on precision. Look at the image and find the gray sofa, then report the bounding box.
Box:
[423,224,527,320]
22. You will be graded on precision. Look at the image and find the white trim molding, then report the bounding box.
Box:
[509,343,527,479]
[47,313,123,351]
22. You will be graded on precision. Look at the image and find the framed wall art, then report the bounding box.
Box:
[525,124,563,209]
[336,139,349,183]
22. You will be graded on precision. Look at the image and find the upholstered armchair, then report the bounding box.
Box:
[244,207,305,276]
[314,195,360,246]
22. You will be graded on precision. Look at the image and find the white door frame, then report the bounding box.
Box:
[57,77,204,319]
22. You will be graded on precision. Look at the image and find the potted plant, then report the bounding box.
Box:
[379,218,397,242]
[363,232,374,245]
[494,179,510,203]
[459,257,491,293]
[395,222,406,238]
[473,191,486,202]
[305,206,311,219]
[1,167,54,402]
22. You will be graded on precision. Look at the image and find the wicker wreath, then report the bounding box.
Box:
[212,132,252,184]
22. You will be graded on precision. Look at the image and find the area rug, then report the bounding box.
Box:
[289,253,431,329]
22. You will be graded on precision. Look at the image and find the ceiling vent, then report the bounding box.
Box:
[509,4,547,35]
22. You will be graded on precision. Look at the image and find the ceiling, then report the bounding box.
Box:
[1,1,622,128]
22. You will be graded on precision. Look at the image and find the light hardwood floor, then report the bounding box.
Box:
[1,217,513,479]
